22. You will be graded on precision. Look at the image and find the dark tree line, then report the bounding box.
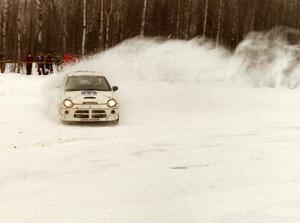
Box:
[0,0,300,61]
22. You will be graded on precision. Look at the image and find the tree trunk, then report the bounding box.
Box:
[37,0,43,54]
[2,0,9,59]
[140,0,148,36]
[23,0,29,52]
[216,0,223,46]
[176,0,181,38]
[203,0,209,39]
[249,1,257,33]
[99,0,104,51]
[105,0,113,49]
[62,17,67,53]
[82,0,87,55]
[16,0,22,73]
[61,0,67,53]
[116,0,122,42]
[185,0,192,39]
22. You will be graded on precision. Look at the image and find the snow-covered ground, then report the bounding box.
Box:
[1,31,300,222]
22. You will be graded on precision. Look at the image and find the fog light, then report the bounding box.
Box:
[111,110,116,114]
[65,110,69,115]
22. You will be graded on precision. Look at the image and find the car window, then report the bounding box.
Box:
[65,76,112,91]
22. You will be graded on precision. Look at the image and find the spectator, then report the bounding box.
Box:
[0,53,5,73]
[36,55,45,75]
[25,52,33,75]
[45,52,54,74]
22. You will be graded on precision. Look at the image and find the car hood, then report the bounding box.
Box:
[64,90,114,104]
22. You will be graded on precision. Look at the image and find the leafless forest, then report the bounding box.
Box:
[0,0,300,60]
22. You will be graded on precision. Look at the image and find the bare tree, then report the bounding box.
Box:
[61,1,67,53]
[17,0,22,65]
[99,0,104,50]
[140,0,148,36]
[176,0,181,38]
[249,1,257,33]
[37,0,43,53]
[203,0,209,39]
[2,0,9,58]
[82,0,87,55]
[184,0,192,39]
[216,0,224,46]
[105,0,113,49]
[116,0,125,42]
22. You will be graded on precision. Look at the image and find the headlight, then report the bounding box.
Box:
[107,99,117,108]
[63,99,73,108]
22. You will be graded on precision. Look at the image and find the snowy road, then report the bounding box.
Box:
[1,37,300,222]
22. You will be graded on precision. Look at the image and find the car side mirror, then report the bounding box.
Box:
[112,86,119,92]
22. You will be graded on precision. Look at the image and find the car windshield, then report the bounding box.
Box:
[65,75,112,91]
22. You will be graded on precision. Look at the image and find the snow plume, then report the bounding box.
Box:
[69,37,234,85]
[229,27,300,88]
[64,27,300,88]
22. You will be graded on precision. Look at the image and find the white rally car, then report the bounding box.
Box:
[59,71,119,123]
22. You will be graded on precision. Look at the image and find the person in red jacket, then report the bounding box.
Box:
[25,52,33,75]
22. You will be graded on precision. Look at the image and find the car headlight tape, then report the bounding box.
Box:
[107,99,116,108]
[63,99,74,108]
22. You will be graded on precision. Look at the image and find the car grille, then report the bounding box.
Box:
[74,109,107,119]
[76,110,89,113]
[92,110,106,118]
[92,110,106,114]
[74,110,89,118]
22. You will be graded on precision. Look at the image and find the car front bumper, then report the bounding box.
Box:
[60,104,119,122]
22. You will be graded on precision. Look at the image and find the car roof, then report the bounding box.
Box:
[67,71,105,77]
